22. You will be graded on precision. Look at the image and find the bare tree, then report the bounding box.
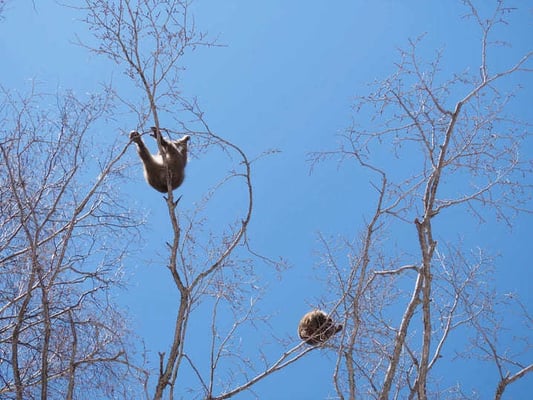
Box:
[77,1,313,399]
[309,1,532,399]
[0,85,146,399]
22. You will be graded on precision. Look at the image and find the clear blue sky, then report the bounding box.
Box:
[1,1,531,399]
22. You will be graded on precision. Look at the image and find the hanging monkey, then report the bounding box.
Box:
[130,127,190,193]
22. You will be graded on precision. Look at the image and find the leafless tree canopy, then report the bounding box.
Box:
[78,1,303,399]
[1,1,531,399]
[0,87,146,399]
[309,1,532,399]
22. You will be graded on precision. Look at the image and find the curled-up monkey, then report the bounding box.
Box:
[298,310,342,345]
[130,127,190,193]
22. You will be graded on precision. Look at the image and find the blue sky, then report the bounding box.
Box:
[1,1,531,399]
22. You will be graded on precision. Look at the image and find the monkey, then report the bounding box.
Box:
[129,127,190,193]
[297,310,342,345]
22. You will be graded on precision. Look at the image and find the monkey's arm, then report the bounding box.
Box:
[150,126,172,151]
[130,131,158,166]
